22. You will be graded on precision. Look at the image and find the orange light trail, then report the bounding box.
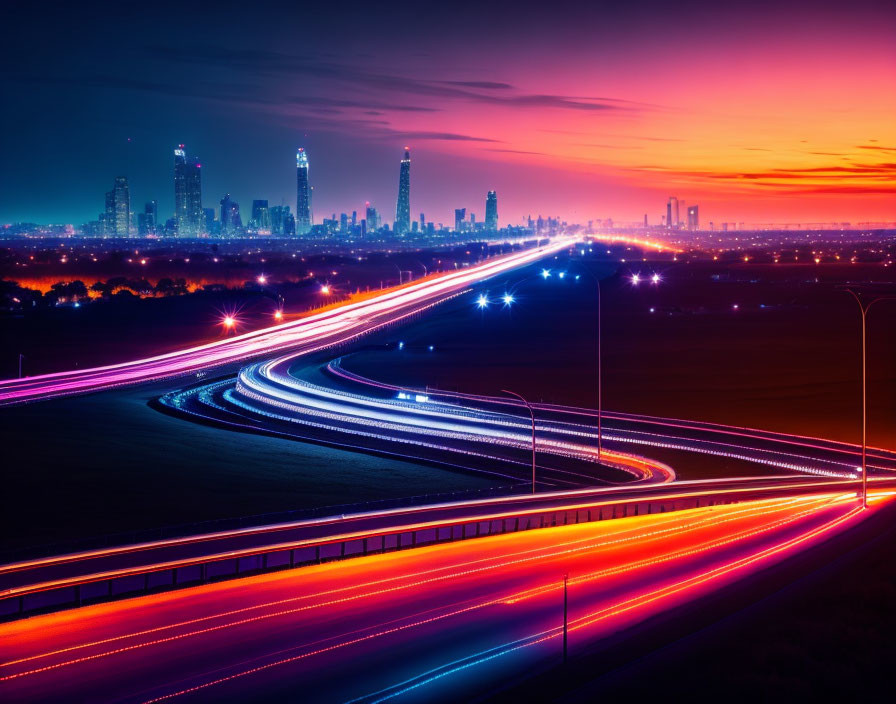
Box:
[1,491,879,704]
[0,495,822,677]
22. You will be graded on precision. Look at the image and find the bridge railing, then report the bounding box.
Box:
[0,479,868,621]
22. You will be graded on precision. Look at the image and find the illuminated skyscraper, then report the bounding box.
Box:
[394,147,411,235]
[138,200,157,235]
[454,208,466,232]
[145,201,158,233]
[174,145,202,236]
[296,148,311,234]
[104,176,130,236]
[270,205,291,235]
[485,191,498,230]
[666,196,680,229]
[365,202,379,231]
[251,200,271,232]
[687,205,699,231]
[220,194,241,235]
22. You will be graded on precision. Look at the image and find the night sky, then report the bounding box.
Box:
[2,0,894,227]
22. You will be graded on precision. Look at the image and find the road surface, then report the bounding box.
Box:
[1,490,889,703]
[159,353,896,487]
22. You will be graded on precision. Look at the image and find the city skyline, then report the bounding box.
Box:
[3,1,894,228]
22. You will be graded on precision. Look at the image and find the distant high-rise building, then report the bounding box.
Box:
[454,208,466,231]
[138,200,157,235]
[270,205,291,235]
[251,200,271,233]
[420,212,425,231]
[220,194,241,235]
[296,148,311,234]
[394,147,411,235]
[202,208,216,235]
[687,205,699,231]
[665,197,674,229]
[365,202,379,231]
[485,191,498,230]
[103,176,130,236]
[102,191,114,236]
[351,210,357,228]
[174,145,202,236]
[145,201,158,234]
[673,197,680,228]
[339,212,348,233]
[643,213,648,227]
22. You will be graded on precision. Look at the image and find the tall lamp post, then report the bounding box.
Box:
[502,389,537,494]
[843,288,896,509]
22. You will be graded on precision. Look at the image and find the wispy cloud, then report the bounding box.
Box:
[486,148,550,155]
[627,159,896,194]
[858,144,896,153]
[149,45,641,114]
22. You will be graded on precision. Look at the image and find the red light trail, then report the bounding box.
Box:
[1,491,888,703]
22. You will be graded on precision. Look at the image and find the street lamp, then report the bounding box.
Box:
[842,288,896,509]
[502,389,537,494]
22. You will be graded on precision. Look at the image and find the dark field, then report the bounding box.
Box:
[0,241,499,377]
[0,383,496,556]
[345,255,896,450]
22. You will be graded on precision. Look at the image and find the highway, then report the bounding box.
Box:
[0,239,574,406]
[2,490,891,703]
[159,353,896,488]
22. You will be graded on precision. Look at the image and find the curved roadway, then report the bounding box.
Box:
[0,239,574,405]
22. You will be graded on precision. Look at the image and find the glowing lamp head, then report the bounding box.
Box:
[274,310,283,321]
[558,271,566,279]
[476,294,489,309]
[651,273,661,284]
[502,293,515,306]
[541,268,551,279]
[320,285,331,295]
[257,275,267,285]
[631,273,641,285]
[223,316,236,328]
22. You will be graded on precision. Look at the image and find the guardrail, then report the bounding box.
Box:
[0,477,879,621]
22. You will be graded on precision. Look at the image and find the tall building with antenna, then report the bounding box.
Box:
[296,147,312,234]
[394,147,411,235]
